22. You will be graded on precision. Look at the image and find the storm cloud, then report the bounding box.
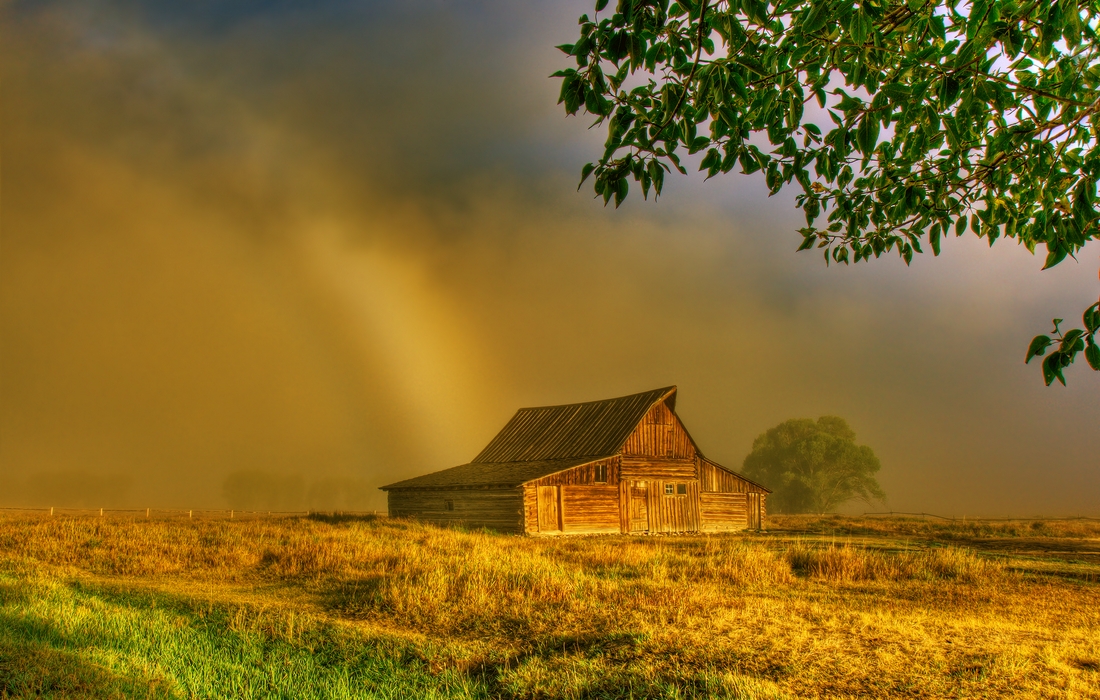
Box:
[2,0,1097,515]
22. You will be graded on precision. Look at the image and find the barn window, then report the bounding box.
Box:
[445,500,454,511]
[676,483,687,495]
[594,464,607,483]
[664,484,675,495]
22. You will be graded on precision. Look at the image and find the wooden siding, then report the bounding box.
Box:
[620,457,696,481]
[388,488,524,533]
[561,485,620,534]
[621,402,696,459]
[699,492,748,531]
[528,456,620,487]
[697,458,768,493]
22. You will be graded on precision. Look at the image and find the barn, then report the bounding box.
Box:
[380,386,769,535]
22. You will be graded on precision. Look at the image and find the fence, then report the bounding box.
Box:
[861,510,1100,522]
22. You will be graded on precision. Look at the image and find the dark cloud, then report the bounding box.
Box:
[1,0,1097,515]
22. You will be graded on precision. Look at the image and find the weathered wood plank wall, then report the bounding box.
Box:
[621,402,696,459]
[699,492,748,531]
[698,458,767,493]
[561,485,620,533]
[528,456,620,487]
[388,488,524,533]
[522,485,539,534]
[642,480,701,533]
[620,458,696,480]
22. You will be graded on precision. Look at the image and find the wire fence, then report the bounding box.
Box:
[861,511,1100,522]
[0,507,386,519]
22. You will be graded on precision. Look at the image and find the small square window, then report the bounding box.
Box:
[676,484,687,495]
[594,464,607,483]
[664,484,675,495]
[444,500,454,511]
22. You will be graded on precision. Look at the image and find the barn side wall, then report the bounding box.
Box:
[697,458,768,530]
[387,488,525,533]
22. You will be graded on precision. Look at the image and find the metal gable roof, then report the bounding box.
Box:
[472,386,677,463]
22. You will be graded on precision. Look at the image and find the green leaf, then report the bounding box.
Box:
[729,72,748,101]
[578,163,596,190]
[1025,335,1052,363]
[1086,340,1100,371]
[856,113,880,155]
[801,3,830,34]
[1061,329,1085,353]
[797,230,817,251]
[1084,303,1100,334]
[1041,353,1065,386]
[689,136,711,154]
[614,176,629,208]
[1042,243,1068,270]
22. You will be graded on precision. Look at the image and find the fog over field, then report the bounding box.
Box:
[2,0,1097,516]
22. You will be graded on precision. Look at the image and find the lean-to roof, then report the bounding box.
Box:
[379,456,603,490]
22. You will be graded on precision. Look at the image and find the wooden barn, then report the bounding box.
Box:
[380,386,769,535]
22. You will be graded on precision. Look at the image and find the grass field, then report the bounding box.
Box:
[1,513,1098,699]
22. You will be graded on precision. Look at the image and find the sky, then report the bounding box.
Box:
[1,0,1097,516]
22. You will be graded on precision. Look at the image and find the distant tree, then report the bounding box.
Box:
[742,416,885,513]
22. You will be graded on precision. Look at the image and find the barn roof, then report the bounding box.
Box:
[379,456,603,490]
[381,386,677,490]
[473,386,677,463]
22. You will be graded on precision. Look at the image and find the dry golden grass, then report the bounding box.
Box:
[775,513,1100,540]
[2,513,1098,699]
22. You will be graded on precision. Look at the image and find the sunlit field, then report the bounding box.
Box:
[1,513,1098,699]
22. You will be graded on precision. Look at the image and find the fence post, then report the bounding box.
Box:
[50,507,54,516]
[231,510,234,519]
[146,508,150,518]
[189,510,192,519]
[100,508,103,517]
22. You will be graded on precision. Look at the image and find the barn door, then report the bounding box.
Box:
[537,486,561,532]
[629,483,649,533]
[747,493,761,530]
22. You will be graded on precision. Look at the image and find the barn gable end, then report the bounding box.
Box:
[380,386,769,535]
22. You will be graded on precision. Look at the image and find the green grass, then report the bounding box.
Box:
[0,570,486,699]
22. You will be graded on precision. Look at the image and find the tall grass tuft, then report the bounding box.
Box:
[784,542,1004,583]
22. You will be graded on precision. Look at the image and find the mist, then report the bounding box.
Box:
[2,0,1097,516]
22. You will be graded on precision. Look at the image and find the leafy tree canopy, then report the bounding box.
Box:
[553,0,1100,384]
[741,416,886,513]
